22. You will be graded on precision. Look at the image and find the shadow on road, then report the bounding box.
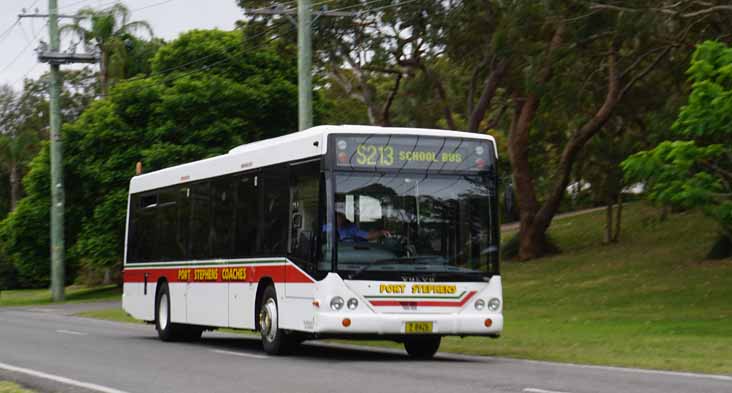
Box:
[137,333,474,362]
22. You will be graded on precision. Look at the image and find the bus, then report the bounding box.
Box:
[122,125,502,358]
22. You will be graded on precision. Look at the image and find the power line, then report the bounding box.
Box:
[99,22,295,97]
[84,0,422,95]
[131,0,176,12]
[0,21,48,75]
[120,21,288,86]
[0,19,21,45]
[18,19,32,45]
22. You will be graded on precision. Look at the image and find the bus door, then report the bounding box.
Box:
[286,161,321,298]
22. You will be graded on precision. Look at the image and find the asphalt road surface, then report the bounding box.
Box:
[1,302,730,393]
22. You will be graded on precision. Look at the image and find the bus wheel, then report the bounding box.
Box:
[258,285,293,355]
[403,336,441,359]
[156,282,202,342]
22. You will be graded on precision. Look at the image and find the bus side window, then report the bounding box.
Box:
[190,182,211,260]
[211,178,235,258]
[157,188,180,261]
[177,187,191,260]
[258,165,289,255]
[288,161,320,275]
[131,192,158,262]
[235,174,258,257]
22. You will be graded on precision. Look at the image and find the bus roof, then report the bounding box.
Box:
[129,125,497,194]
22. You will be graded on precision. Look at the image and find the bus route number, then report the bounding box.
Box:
[356,144,395,166]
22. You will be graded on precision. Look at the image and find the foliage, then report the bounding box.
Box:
[0,29,302,286]
[0,69,98,288]
[623,41,732,256]
[61,2,154,94]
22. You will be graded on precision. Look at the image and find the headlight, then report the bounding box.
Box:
[347,298,359,310]
[474,299,485,310]
[487,298,501,312]
[330,296,344,311]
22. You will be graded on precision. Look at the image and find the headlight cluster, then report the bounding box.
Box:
[475,297,501,312]
[330,296,358,311]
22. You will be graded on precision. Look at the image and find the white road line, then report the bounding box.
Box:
[0,362,131,393]
[56,329,88,336]
[505,357,732,382]
[524,388,572,393]
[211,349,269,359]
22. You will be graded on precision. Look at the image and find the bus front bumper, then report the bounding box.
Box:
[314,312,503,336]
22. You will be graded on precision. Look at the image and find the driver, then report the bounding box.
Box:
[335,212,390,241]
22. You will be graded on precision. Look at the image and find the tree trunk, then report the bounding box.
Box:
[604,201,614,244]
[513,47,620,259]
[507,23,565,260]
[100,51,110,96]
[103,268,112,285]
[9,160,19,212]
[613,193,623,242]
[468,59,508,132]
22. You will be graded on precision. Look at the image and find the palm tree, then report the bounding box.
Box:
[61,2,153,95]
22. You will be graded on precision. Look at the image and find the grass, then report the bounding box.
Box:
[0,285,121,307]
[76,307,141,324]
[479,203,732,374]
[73,203,732,374]
[0,381,35,393]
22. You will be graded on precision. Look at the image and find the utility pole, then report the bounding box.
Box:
[245,3,356,131]
[21,3,96,302]
[48,0,64,302]
[297,0,312,131]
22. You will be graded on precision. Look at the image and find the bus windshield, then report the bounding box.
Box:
[329,171,499,281]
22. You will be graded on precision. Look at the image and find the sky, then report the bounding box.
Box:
[0,0,246,90]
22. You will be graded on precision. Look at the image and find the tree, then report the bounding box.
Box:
[0,84,43,214]
[623,41,732,259]
[61,2,154,95]
[0,29,305,287]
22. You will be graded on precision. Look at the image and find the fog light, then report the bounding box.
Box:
[484,318,493,328]
[342,318,351,327]
[487,298,501,312]
[474,299,485,310]
[330,296,344,311]
[347,297,359,310]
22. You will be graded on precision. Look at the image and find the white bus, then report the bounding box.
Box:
[123,125,502,358]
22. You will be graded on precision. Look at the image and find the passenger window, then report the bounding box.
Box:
[157,188,179,261]
[132,192,157,262]
[190,182,211,259]
[289,161,321,274]
[235,174,258,257]
[258,166,289,254]
[212,178,235,258]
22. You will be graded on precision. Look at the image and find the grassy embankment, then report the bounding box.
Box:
[0,381,35,393]
[15,203,731,374]
[0,285,120,307]
[321,203,732,374]
[445,203,732,374]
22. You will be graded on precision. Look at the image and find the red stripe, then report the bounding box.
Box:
[123,263,313,284]
[368,290,477,307]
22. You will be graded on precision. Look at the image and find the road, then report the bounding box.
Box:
[1,302,730,393]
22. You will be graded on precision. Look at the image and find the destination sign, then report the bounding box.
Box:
[331,135,494,172]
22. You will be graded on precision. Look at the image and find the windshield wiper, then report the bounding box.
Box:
[347,256,442,279]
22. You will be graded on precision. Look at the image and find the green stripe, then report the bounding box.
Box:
[364,290,466,300]
[125,258,287,268]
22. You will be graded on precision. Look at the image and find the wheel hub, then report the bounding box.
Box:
[259,299,278,342]
[158,294,168,331]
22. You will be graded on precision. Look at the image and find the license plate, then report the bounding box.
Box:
[405,321,433,334]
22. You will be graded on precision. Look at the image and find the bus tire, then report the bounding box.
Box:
[156,282,201,342]
[404,336,441,359]
[258,285,294,355]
